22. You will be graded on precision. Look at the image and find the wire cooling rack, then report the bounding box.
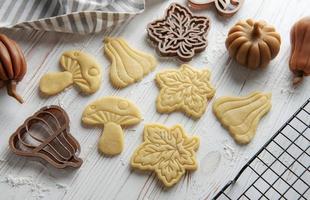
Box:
[213,98,310,200]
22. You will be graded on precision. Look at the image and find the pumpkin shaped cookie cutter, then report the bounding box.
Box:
[188,0,244,17]
[9,105,83,169]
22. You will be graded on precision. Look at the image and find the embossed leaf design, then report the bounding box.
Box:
[156,64,215,118]
[147,3,210,62]
[131,124,199,187]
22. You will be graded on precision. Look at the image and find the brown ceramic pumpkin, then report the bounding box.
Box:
[0,34,27,103]
[290,17,310,84]
[226,19,281,69]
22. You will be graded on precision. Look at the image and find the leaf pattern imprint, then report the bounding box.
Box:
[156,64,215,119]
[131,124,199,187]
[147,3,210,62]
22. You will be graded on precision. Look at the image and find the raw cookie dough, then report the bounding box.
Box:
[82,96,141,155]
[213,92,272,144]
[40,50,102,96]
[104,37,157,88]
[131,124,200,187]
[156,64,215,119]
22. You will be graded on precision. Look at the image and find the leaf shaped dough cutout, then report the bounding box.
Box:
[156,64,215,119]
[104,37,157,88]
[131,124,199,187]
[213,92,272,144]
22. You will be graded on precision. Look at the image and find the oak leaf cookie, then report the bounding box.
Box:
[156,64,215,119]
[39,50,102,96]
[147,3,210,62]
[131,124,200,187]
[82,96,141,155]
[104,37,157,88]
[213,92,272,144]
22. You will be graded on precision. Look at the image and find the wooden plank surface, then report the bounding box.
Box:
[0,0,309,199]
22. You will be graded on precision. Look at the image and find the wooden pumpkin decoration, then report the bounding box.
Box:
[289,17,310,84]
[226,19,281,69]
[0,34,27,103]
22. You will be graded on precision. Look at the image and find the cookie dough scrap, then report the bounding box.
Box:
[156,64,215,119]
[213,92,272,145]
[131,124,200,187]
[40,50,102,96]
[82,96,141,155]
[104,37,157,88]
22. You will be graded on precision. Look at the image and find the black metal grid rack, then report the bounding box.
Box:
[213,99,310,200]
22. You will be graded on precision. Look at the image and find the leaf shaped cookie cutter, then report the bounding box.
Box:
[147,3,210,62]
[9,106,83,169]
[188,0,245,17]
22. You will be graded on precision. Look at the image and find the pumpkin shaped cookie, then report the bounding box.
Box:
[213,92,271,144]
[104,37,157,88]
[226,19,281,69]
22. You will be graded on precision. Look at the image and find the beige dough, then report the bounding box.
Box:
[39,50,102,96]
[40,72,73,96]
[131,124,200,187]
[156,64,215,119]
[213,92,272,144]
[104,37,157,88]
[82,96,141,155]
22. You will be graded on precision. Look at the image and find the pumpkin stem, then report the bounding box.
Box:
[293,71,304,85]
[252,22,261,38]
[6,80,24,103]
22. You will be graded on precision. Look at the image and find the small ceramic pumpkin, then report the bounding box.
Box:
[289,17,310,84]
[226,19,281,69]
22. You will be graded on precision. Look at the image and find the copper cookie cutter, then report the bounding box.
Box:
[188,0,244,17]
[9,106,83,169]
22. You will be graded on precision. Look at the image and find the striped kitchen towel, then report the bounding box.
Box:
[0,0,145,34]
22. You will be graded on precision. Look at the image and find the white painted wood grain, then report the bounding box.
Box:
[0,0,309,199]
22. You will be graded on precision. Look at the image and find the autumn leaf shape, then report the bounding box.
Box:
[131,124,200,187]
[156,64,215,119]
[147,3,210,62]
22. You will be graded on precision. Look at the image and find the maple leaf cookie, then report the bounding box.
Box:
[155,64,215,119]
[131,124,200,187]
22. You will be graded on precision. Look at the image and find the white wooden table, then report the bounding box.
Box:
[0,0,309,199]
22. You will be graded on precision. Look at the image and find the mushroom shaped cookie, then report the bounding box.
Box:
[39,50,102,96]
[82,97,141,155]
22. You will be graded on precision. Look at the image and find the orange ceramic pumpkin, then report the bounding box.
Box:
[226,19,281,69]
[290,17,310,84]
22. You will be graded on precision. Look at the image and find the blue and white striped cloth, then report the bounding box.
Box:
[0,0,145,34]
